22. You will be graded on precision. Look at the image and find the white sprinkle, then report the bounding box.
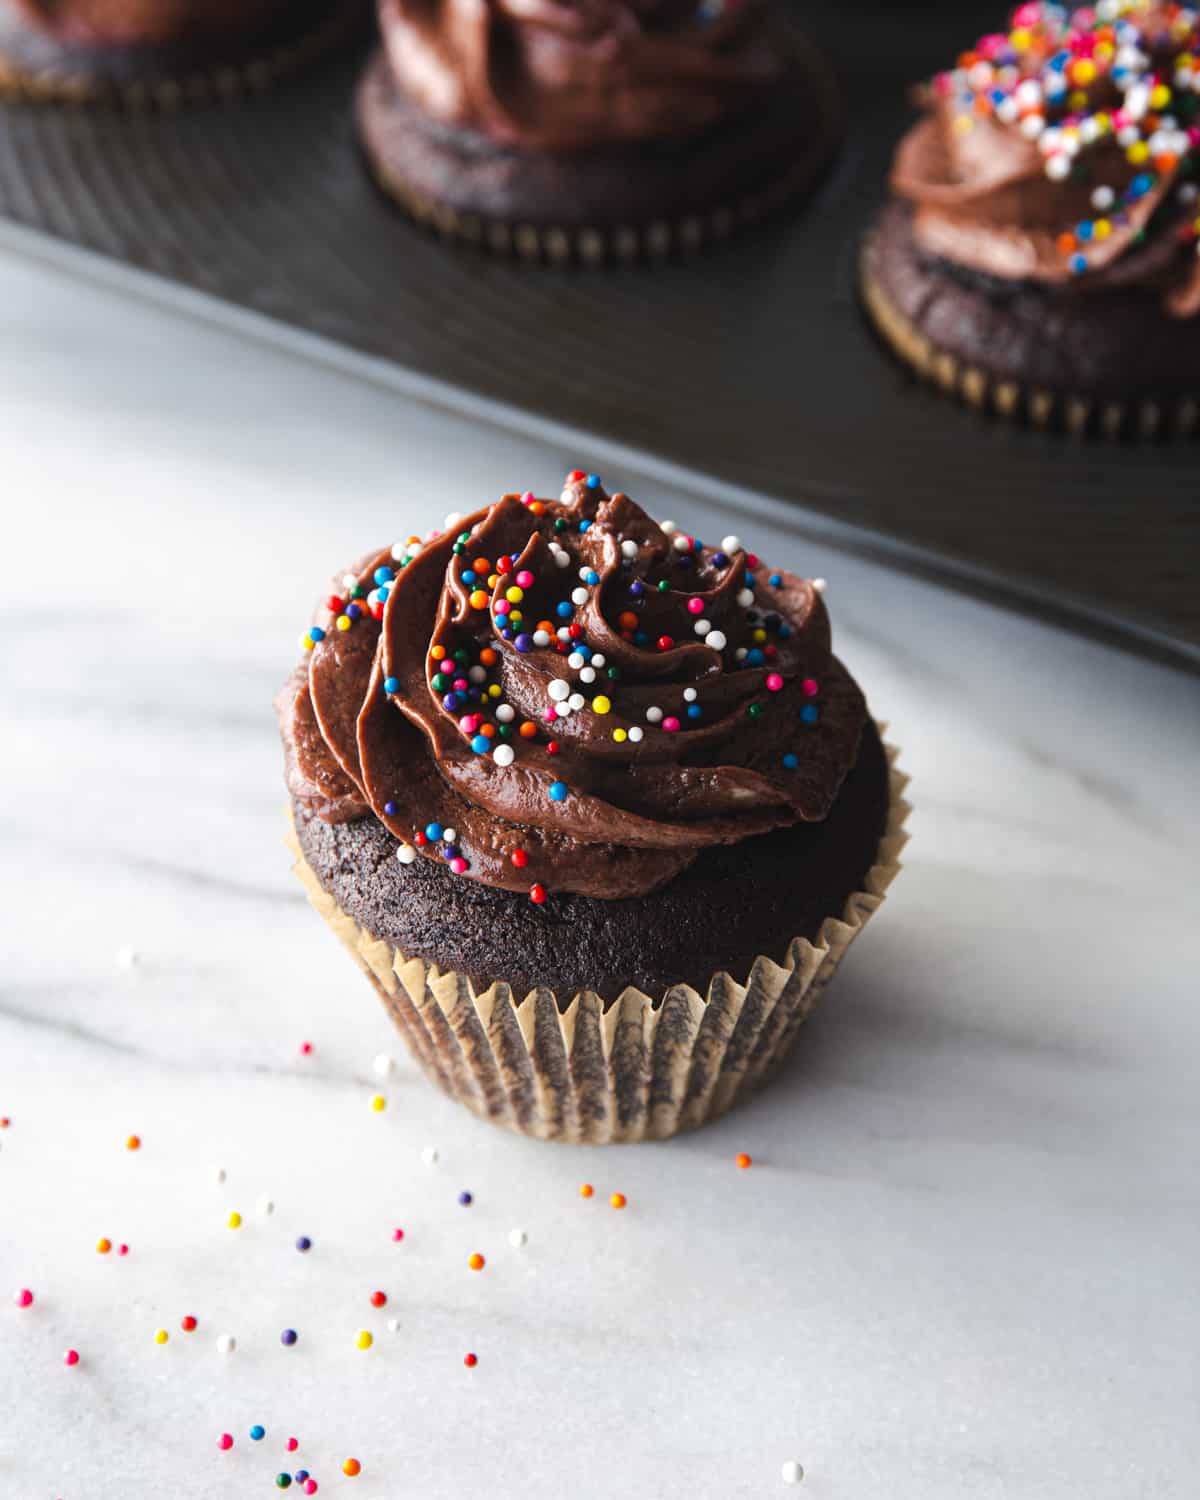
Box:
[533,630,552,646]
[443,511,462,528]
[694,619,711,636]
[216,1334,237,1355]
[579,667,597,684]
[421,1146,439,1166]
[493,744,515,767]
[209,1166,226,1186]
[706,631,728,651]
[556,700,574,717]
[407,541,423,557]
[548,679,570,702]
[660,520,678,535]
[781,1460,804,1485]
[591,653,606,668]
[508,1228,528,1248]
[496,704,515,723]
[683,687,698,702]
[721,535,742,554]
[628,726,644,743]
[443,828,458,845]
[397,843,416,865]
[672,535,691,552]
[737,588,755,608]
[115,945,139,970]
[467,666,486,683]
[560,489,574,504]
[620,539,638,559]
[735,647,748,660]
[341,573,357,591]
[374,1054,395,1077]
[556,627,571,641]
[577,566,593,582]
[812,578,826,593]
[646,706,663,724]
[1044,152,1071,180]
[568,693,586,711]
[391,542,408,560]
[571,587,589,606]
[568,652,586,669]
[257,1197,275,1217]
[554,551,570,568]
[386,1317,401,1334]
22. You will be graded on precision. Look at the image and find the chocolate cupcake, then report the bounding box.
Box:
[279,472,907,1142]
[862,2,1200,436]
[355,0,841,262]
[0,0,365,106]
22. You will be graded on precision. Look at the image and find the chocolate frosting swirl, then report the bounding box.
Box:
[376,0,790,150]
[890,1,1200,317]
[9,0,284,46]
[278,475,868,902]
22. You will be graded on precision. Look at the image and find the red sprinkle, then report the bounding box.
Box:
[657,635,675,652]
[567,469,585,482]
[370,1291,387,1308]
[181,1316,197,1332]
[325,595,345,614]
[496,556,512,574]
[299,1041,313,1056]
[567,623,583,639]
[392,1228,405,1243]
[510,849,529,868]
[546,741,560,755]
[63,1350,80,1367]
[801,678,819,697]
[747,553,760,569]
[464,1352,479,1368]
[529,884,547,905]
[414,831,428,846]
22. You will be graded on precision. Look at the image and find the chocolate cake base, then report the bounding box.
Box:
[354,31,841,264]
[292,719,890,1003]
[862,199,1200,438]
[0,0,367,107]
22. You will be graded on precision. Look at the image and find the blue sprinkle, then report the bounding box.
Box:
[634,630,649,646]
[744,572,755,588]
[471,735,489,753]
[549,781,569,802]
[1075,222,1093,243]
[295,1236,312,1253]
[583,569,600,585]
[500,628,514,641]
[778,623,792,639]
[686,704,702,720]
[712,551,729,568]
[514,633,533,653]
[585,474,601,489]
[442,692,462,711]
[629,579,645,597]
[461,569,477,585]
[575,643,592,660]
[346,602,362,620]
[769,573,782,588]
[458,1190,473,1206]
[746,648,765,666]
[308,626,325,643]
[384,675,400,694]
[295,1474,310,1485]
[443,845,459,861]
[556,601,574,619]
[578,520,592,533]
[250,1426,266,1442]
[692,537,703,551]
[425,822,444,841]
[384,801,397,816]
[1068,253,1088,275]
[378,586,389,602]
[782,752,798,769]
[280,1329,298,1347]
[800,704,819,726]
[374,566,395,586]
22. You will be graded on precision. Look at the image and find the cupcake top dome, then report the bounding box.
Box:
[9,0,288,47]
[890,0,1200,315]
[280,474,869,901]
[375,0,794,151]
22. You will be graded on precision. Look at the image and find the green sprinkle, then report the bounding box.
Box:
[747,703,764,721]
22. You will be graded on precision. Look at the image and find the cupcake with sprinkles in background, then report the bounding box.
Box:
[862,1,1200,436]
[279,472,907,1143]
[0,0,366,106]
[354,0,841,263]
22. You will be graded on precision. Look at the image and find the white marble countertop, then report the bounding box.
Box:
[2,235,1198,1500]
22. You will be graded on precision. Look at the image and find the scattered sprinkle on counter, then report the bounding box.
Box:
[735,1152,753,1169]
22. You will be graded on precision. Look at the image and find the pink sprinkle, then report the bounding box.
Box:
[304,1482,319,1495]
[520,491,535,506]
[300,1042,313,1056]
[452,677,468,691]
[686,597,704,615]
[459,714,479,733]
[541,707,557,722]
[449,858,467,875]
[286,1438,299,1453]
[14,1288,33,1308]
[766,673,784,692]
[63,1349,79,1367]
[392,1228,405,1242]
[495,600,510,615]
[516,570,534,587]
[218,1434,234,1451]
[662,716,680,733]
[801,678,819,697]
[746,552,760,568]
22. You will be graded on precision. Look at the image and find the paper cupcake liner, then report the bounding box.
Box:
[286,734,908,1143]
[861,230,1200,440]
[362,34,840,268]
[0,1,365,108]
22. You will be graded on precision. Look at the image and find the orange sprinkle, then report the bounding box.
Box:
[579,1183,594,1199]
[529,501,546,516]
[468,1253,486,1271]
[610,1193,627,1210]
[472,558,491,574]
[519,721,538,738]
[125,1135,141,1151]
[479,648,498,666]
[735,1152,752,1169]
[96,1237,112,1254]
[479,723,496,738]
[431,644,446,660]
[618,611,638,631]
[343,1459,362,1478]
[1155,153,1179,174]
[1056,232,1077,255]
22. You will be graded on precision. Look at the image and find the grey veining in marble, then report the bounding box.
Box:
[1,242,1198,1500]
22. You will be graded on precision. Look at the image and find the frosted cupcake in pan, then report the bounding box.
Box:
[280,472,907,1141]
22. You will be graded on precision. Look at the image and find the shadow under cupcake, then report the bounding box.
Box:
[279,473,907,1143]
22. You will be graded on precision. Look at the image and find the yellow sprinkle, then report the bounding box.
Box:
[592,696,611,715]
[505,586,524,604]
[612,728,627,743]
[356,1330,374,1350]
[751,628,767,643]
[431,645,446,660]
[509,610,523,624]
[154,1329,169,1345]
[1094,219,1111,240]
[487,685,501,699]
[487,574,499,588]
[301,636,315,652]
[228,1212,242,1230]
[370,1094,386,1112]
[336,615,352,632]
[1010,26,1031,48]
[952,113,974,136]
[610,1192,627,1210]
[1126,141,1149,165]
[1068,89,1088,111]
[1151,83,1171,109]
